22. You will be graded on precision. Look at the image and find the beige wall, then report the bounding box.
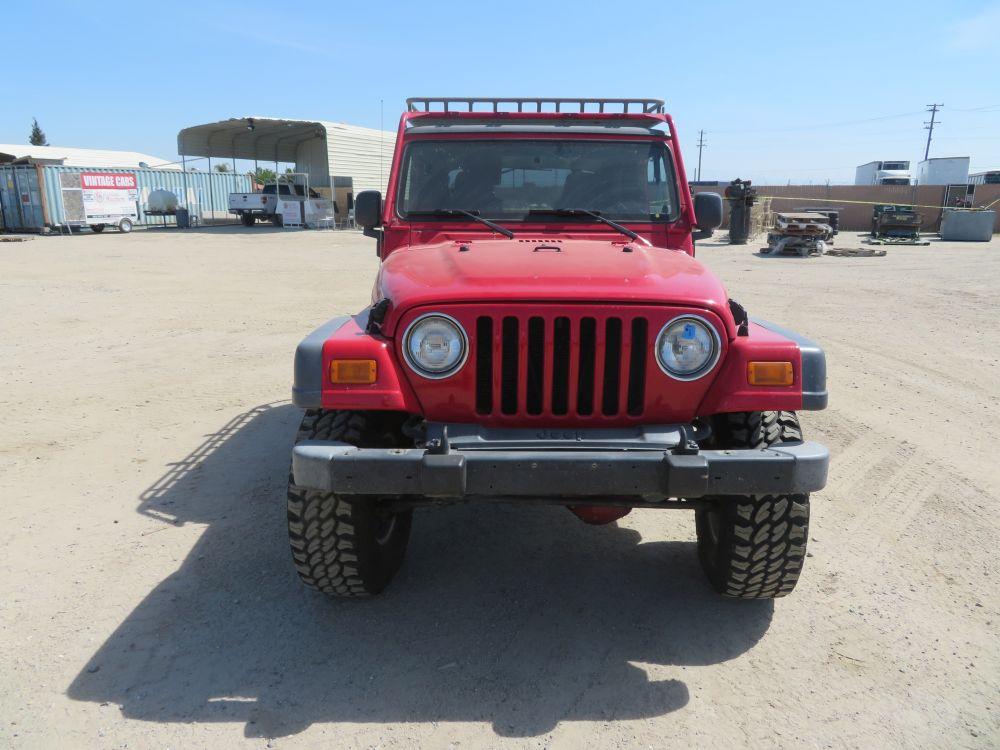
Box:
[691,184,1000,233]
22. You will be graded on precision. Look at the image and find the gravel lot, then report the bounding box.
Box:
[1,226,997,749]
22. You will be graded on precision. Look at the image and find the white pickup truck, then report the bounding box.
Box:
[229,176,318,227]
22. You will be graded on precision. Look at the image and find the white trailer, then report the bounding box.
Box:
[970,171,1000,185]
[916,157,970,185]
[855,160,912,185]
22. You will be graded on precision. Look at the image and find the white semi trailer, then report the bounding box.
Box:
[970,171,1000,185]
[855,161,912,185]
[916,157,970,185]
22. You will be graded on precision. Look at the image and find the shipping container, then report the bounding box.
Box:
[0,164,250,231]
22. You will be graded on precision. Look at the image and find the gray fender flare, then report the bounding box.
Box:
[292,316,351,408]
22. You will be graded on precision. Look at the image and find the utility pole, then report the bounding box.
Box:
[696,130,706,182]
[923,103,942,161]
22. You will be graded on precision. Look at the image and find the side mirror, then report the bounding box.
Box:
[355,190,382,237]
[692,192,723,240]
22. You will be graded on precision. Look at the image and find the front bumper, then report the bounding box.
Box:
[291,424,829,501]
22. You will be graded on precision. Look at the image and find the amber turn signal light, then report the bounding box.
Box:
[330,359,377,384]
[747,361,793,386]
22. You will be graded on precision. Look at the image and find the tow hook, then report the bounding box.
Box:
[425,424,450,455]
[673,425,701,455]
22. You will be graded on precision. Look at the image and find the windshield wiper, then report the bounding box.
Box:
[527,208,650,246]
[407,209,515,239]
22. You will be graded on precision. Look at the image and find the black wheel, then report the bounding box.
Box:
[695,411,810,599]
[287,410,413,597]
[118,218,133,233]
[272,213,284,227]
[90,224,105,234]
[240,212,255,227]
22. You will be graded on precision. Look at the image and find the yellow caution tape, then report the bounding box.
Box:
[756,195,993,212]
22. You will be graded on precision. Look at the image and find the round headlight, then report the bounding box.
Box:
[655,315,721,380]
[403,313,468,378]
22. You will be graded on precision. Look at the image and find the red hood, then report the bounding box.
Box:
[377,238,733,337]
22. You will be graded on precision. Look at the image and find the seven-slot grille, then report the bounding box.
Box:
[474,313,649,418]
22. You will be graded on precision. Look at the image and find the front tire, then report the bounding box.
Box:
[118,217,133,233]
[695,411,810,599]
[287,410,412,597]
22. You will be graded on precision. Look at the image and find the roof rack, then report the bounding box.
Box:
[406,97,665,114]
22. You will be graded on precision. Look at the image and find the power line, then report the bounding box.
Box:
[711,109,924,135]
[696,130,706,181]
[924,103,943,160]
[951,103,1000,112]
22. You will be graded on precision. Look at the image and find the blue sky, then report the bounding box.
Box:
[4,0,999,183]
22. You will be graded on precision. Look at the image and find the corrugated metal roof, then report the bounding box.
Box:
[176,116,394,160]
[177,117,325,162]
[0,144,175,169]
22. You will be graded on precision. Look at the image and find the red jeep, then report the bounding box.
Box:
[289,97,828,599]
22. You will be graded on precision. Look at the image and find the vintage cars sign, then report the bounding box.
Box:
[79,172,139,222]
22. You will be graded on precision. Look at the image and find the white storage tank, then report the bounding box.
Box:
[147,188,179,213]
[916,157,970,185]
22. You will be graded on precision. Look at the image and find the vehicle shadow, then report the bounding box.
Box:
[67,403,773,739]
[153,225,359,236]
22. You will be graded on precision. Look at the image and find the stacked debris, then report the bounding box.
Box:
[760,212,833,257]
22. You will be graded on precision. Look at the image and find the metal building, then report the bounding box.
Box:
[0,143,176,169]
[176,117,396,205]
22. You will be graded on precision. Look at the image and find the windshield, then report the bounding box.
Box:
[397,139,679,222]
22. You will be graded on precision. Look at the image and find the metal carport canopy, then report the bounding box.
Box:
[176,117,327,162]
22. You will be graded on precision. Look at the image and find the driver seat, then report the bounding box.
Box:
[559,170,599,208]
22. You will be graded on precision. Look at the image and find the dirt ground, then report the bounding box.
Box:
[1,226,997,749]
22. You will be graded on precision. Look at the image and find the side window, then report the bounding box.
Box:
[646,151,673,218]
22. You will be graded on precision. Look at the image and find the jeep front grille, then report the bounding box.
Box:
[474,313,649,419]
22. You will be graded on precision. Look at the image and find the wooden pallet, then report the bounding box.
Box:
[825,247,887,257]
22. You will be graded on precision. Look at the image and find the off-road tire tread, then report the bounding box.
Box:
[722,409,803,450]
[697,411,810,599]
[287,410,410,598]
